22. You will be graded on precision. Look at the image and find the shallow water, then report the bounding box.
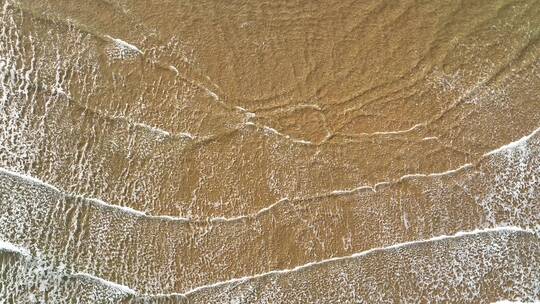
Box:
[0,0,539,302]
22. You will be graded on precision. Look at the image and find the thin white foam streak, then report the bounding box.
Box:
[104,35,143,55]
[131,121,171,137]
[398,163,474,180]
[0,124,537,223]
[0,168,60,192]
[152,226,533,298]
[130,121,193,140]
[73,273,137,294]
[85,197,147,217]
[360,122,425,136]
[108,115,195,140]
[261,125,314,145]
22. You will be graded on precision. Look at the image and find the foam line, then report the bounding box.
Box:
[153,226,532,298]
[0,227,531,297]
[73,273,137,294]
[104,35,143,55]
[0,240,30,256]
[0,125,537,223]
[483,127,540,156]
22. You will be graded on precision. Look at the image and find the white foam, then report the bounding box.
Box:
[0,239,137,295]
[0,240,30,256]
[330,186,375,196]
[109,115,197,140]
[262,125,314,145]
[362,123,425,136]
[132,122,170,137]
[0,240,134,295]
[179,132,194,139]
[263,126,279,135]
[399,163,473,180]
[85,198,147,217]
[484,127,540,156]
[327,163,472,197]
[104,35,143,55]
[0,168,60,192]
[73,273,137,294]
